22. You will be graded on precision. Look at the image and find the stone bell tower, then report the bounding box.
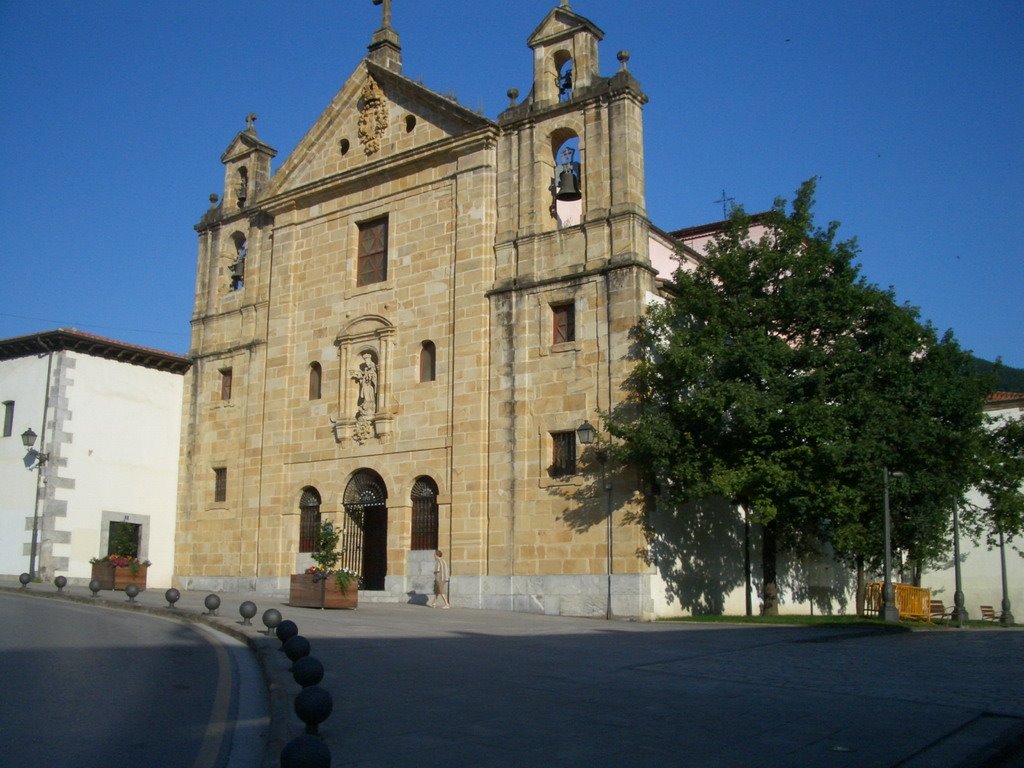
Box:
[485,2,657,614]
[494,0,649,280]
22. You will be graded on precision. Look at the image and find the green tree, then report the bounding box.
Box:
[607,179,989,614]
[964,415,1024,549]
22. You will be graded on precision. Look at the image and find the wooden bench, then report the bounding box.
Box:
[980,605,1002,622]
[930,600,954,622]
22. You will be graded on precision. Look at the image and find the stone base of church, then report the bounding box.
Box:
[173,572,657,619]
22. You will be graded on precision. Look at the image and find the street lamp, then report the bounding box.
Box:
[997,528,1016,627]
[880,468,904,623]
[950,501,968,627]
[21,426,49,579]
[577,420,612,620]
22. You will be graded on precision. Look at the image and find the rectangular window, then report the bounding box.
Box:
[357,217,388,287]
[2,401,13,437]
[214,467,227,503]
[550,431,577,477]
[552,302,575,344]
[220,368,233,401]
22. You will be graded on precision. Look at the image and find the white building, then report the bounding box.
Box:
[0,329,188,587]
[921,392,1024,618]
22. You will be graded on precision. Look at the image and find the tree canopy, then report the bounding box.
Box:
[607,179,993,613]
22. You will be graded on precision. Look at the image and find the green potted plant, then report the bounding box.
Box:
[289,521,359,609]
[90,523,150,591]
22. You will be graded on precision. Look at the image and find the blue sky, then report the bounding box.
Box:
[1,1,1021,368]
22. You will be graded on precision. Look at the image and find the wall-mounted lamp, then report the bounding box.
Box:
[21,427,48,468]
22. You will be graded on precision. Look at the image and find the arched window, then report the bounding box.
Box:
[419,341,436,383]
[556,55,574,102]
[299,487,321,553]
[410,476,439,551]
[309,362,322,400]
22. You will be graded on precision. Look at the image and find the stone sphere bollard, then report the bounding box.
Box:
[239,600,257,626]
[276,619,299,645]
[262,608,283,636]
[165,588,181,608]
[280,734,330,768]
[204,593,221,616]
[283,635,311,663]
[125,583,140,603]
[19,572,31,588]
[89,579,102,597]
[54,575,67,593]
[294,685,333,735]
[291,656,325,688]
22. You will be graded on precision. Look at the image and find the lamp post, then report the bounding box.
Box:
[21,427,49,579]
[577,420,612,620]
[951,501,968,627]
[880,468,903,623]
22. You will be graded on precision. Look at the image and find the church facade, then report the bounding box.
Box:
[175,2,689,618]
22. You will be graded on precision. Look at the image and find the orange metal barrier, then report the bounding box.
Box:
[864,582,932,621]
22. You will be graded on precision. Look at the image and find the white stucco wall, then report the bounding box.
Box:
[0,348,183,587]
[921,403,1024,616]
[58,352,183,586]
[0,355,49,575]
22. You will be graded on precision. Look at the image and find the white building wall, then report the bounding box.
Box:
[59,353,183,587]
[0,347,183,587]
[0,355,49,575]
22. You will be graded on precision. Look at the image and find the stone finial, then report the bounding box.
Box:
[245,112,257,133]
[506,88,519,108]
[209,193,219,207]
[373,0,392,29]
[617,50,630,72]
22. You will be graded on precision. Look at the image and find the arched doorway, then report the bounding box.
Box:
[342,469,388,590]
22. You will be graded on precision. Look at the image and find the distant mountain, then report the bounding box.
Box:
[971,357,1024,393]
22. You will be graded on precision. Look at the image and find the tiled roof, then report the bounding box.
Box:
[985,391,1024,410]
[0,328,190,374]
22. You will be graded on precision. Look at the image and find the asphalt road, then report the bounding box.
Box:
[0,592,267,768]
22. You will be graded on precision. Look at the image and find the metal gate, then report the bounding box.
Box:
[342,470,388,590]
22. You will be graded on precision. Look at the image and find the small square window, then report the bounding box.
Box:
[220,368,233,401]
[550,431,577,477]
[357,217,388,287]
[214,467,227,503]
[552,303,575,345]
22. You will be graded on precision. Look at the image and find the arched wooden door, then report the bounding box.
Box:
[342,470,388,590]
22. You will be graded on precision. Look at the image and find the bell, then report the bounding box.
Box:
[555,166,582,201]
[230,258,245,279]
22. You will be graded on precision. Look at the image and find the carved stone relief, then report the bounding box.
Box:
[358,77,389,156]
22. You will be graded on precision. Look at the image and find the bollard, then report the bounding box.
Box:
[204,593,221,616]
[280,734,330,768]
[291,656,325,688]
[89,579,102,598]
[165,588,181,609]
[283,635,311,663]
[276,619,299,646]
[239,600,257,626]
[54,575,67,594]
[262,608,283,636]
[19,573,31,589]
[125,583,140,604]
[294,685,333,735]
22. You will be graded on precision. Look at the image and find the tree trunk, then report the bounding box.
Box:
[855,556,865,617]
[761,519,779,616]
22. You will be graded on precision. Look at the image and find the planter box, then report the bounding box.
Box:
[289,573,358,609]
[91,562,148,591]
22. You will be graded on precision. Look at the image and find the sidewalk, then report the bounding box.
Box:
[4,578,1023,768]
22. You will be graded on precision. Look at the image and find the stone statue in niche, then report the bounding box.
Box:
[352,351,378,419]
